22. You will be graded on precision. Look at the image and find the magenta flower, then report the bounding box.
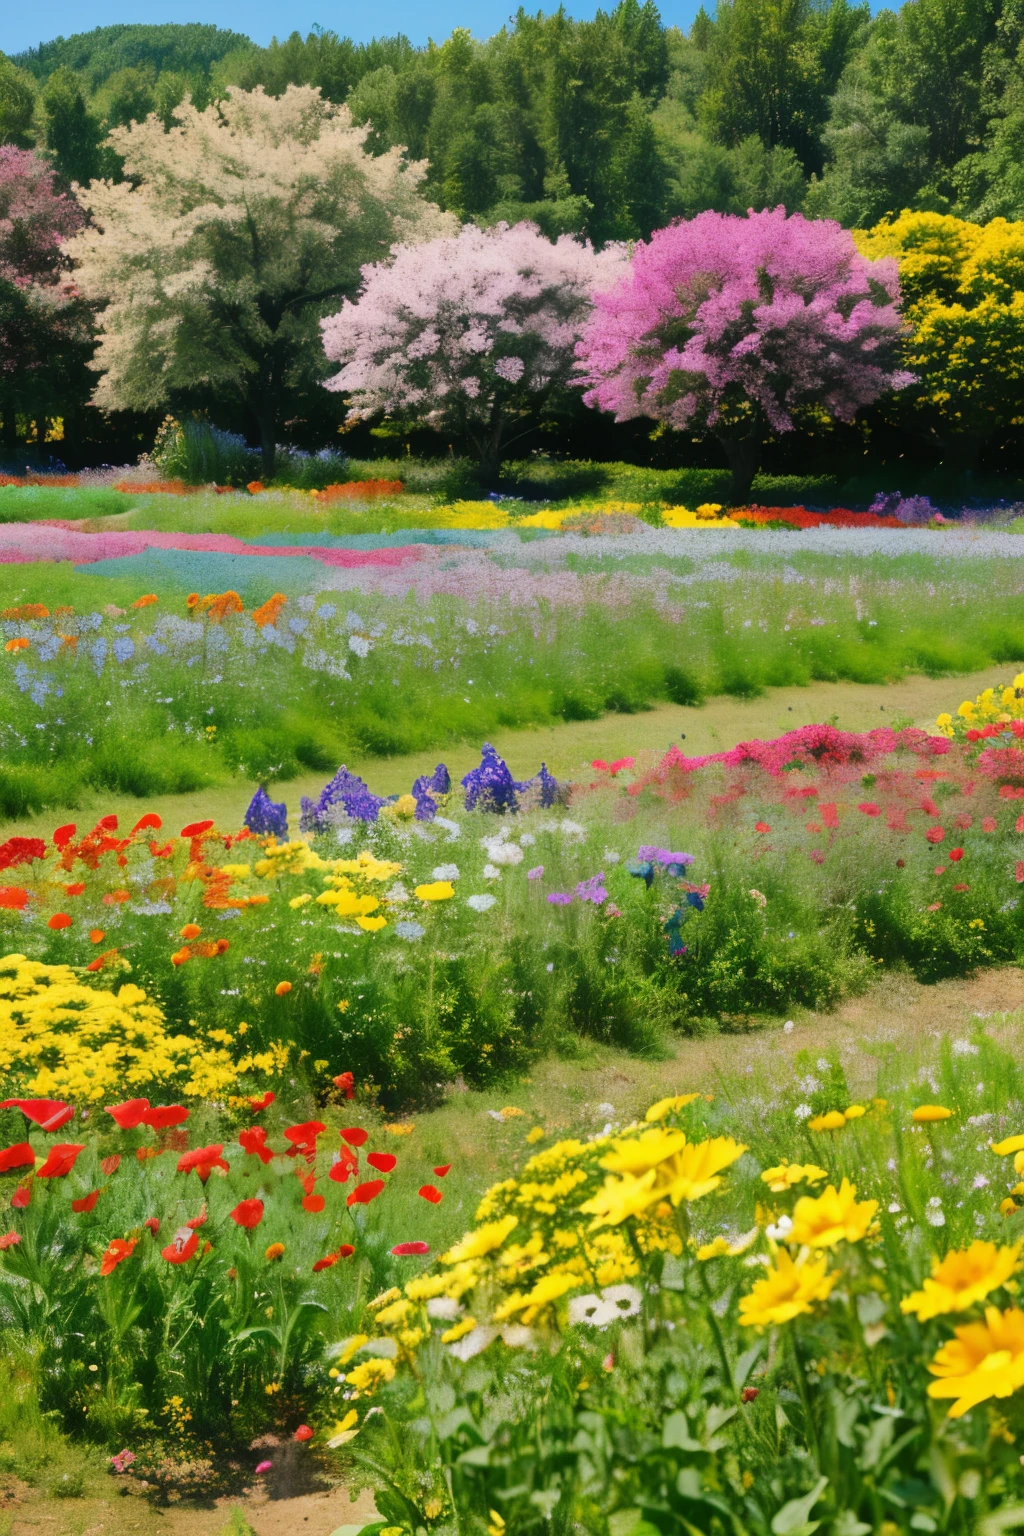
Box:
[527,865,545,880]
[547,892,573,906]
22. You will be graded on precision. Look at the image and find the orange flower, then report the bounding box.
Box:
[89,929,106,944]
[5,638,29,652]
[186,593,201,609]
[247,481,265,494]
[47,913,72,930]
[180,923,201,940]
[265,1242,286,1261]
[171,947,191,966]
[251,593,288,629]
[275,981,292,996]
[58,634,77,650]
[100,1237,137,1276]
[131,594,158,608]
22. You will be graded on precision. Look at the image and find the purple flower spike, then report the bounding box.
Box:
[301,765,387,832]
[527,865,545,880]
[547,892,573,906]
[244,786,288,840]
[576,872,608,905]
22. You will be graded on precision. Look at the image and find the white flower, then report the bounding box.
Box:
[483,863,502,880]
[973,1174,990,1189]
[487,842,524,866]
[432,863,460,881]
[435,817,462,840]
[888,1202,902,1214]
[385,882,409,904]
[766,1214,794,1242]
[783,1020,794,1033]
[519,833,536,847]
[348,634,371,658]
[467,894,497,912]
[559,820,587,841]
[426,1298,461,1320]
[603,848,621,863]
[568,1295,618,1328]
[952,1038,980,1056]
[448,1326,497,1361]
[601,1284,642,1318]
[794,1103,813,1121]
[500,1325,537,1349]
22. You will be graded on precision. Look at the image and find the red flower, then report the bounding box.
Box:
[146,1105,189,1129]
[0,1143,35,1174]
[333,1071,355,1098]
[0,836,47,870]
[948,848,964,862]
[953,883,970,892]
[162,1229,200,1263]
[230,1198,265,1230]
[433,1164,452,1177]
[391,1241,430,1255]
[284,1121,326,1149]
[239,1127,275,1165]
[312,1243,355,1272]
[742,1388,759,1403]
[920,798,940,817]
[418,1184,443,1204]
[857,802,881,817]
[347,1179,385,1207]
[72,1190,101,1213]
[185,1211,208,1229]
[366,1152,397,1173]
[819,802,839,828]
[1016,861,1024,884]
[100,1237,136,1275]
[100,1154,122,1175]
[1016,815,1024,833]
[181,820,214,837]
[11,1184,31,1208]
[144,1217,160,1235]
[328,1152,357,1184]
[52,824,76,851]
[0,1099,74,1131]
[293,1425,314,1443]
[754,822,770,834]
[249,1091,276,1112]
[36,1144,85,1179]
[302,1194,326,1213]
[47,913,72,930]
[340,1127,368,1147]
[64,883,85,897]
[131,813,162,832]
[925,826,945,844]
[0,1231,21,1250]
[105,1098,151,1129]
[0,887,29,910]
[983,817,998,833]
[177,1144,229,1182]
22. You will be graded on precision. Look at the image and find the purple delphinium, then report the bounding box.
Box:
[547,892,573,905]
[518,762,559,809]
[301,765,387,832]
[462,744,521,813]
[576,872,608,904]
[638,846,695,866]
[412,763,451,822]
[244,786,289,840]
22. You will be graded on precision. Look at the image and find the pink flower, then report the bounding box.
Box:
[925,826,945,844]
[255,1460,273,1475]
[527,866,544,880]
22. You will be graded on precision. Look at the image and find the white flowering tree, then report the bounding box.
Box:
[321,221,625,480]
[69,86,455,476]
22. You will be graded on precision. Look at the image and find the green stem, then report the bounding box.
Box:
[787,1324,820,1471]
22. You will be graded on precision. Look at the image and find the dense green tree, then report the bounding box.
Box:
[41,68,103,185]
[0,57,37,147]
[13,24,250,91]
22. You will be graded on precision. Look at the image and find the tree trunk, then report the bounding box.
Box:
[716,433,762,506]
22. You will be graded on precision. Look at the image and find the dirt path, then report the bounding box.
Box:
[0,665,1011,840]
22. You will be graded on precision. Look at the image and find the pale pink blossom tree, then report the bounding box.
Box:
[321,221,626,480]
[575,207,913,502]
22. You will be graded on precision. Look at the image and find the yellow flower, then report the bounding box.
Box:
[1002,1199,1021,1218]
[385,1122,415,1135]
[326,1409,360,1448]
[901,1241,1022,1320]
[443,1215,518,1264]
[499,1106,525,1118]
[492,1269,579,1323]
[697,1228,759,1260]
[581,1170,660,1227]
[927,1306,1024,1417]
[357,915,388,932]
[739,1248,837,1328]
[913,1105,953,1123]
[789,1180,879,1250]
[760,1161,829,1193]
[656,1136,748,1205]
[645,1093,700,1122]
[376,1297,412,1327]
[440,1316,477,1343]
[843,1104,867,1120]
[345,1358,396,1395]
[335,1334,369,1364]
[807,1110,847,1132]
[525,1127,545,1144]
[414,881,455,902]
[992,1134,1024,1157]
[488,1511,506,1536]
[601,1127,689,1175]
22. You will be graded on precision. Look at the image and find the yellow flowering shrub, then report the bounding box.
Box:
[0,953,289,1102]
[936,674,1024,737]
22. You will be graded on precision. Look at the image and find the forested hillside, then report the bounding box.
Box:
[2,0,1022,240]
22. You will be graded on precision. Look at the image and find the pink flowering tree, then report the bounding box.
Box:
[576,208,912,503]
[0,146,88,455]
[321,221,625,481]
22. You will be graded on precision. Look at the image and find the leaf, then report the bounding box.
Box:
[832,1513,871,1536]
[456,1446,491,1466]
[677,1469,703,1500]
[663,1411,703,1452]
[978,1508,1024,1536]
[771,1476,829,1536]
[609,1510,644,1536]
[733,1343,763,1391]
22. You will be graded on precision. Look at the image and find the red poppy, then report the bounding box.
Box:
[948,848,964,862]
[983,817,998,833]
[367,1152,397,1174]
[0,1143,35,1174]
[144,1217,160,1235]
[181,820,214,838]
[136,1146,162,1162]
[36,1143,85,1179]
[293,1425,314,1443]
[185,1211,208,1229]
[754,822,770,834]
[249,1091,276,1112]
[857,802,881,817]
[347,1179,385,1207]
[0,1099,75,1132]
[0,887,29,910]
[89,929,106,944]
[230,1198,265,1230]
[312,1244,355,1272]
[391,1241,430,1256]
[742,1387,759,1403]
[52,824,76,851]
[101,891,131,906]
[47,913,72,930]
[162,1229,200,1264]
[100,1237,136,1276]
[284,1121,326,1148]
[328,1157,354,1184]
[302,1194,326,1213]
[64,883,86,897]
[132,813,162,832]
[433,1164,452,1177]
[105,1098,151,1129]
[418,1184,443,1204]
[0,1231,20,1250]
[239,1126,275,1165]
[925,825,945,844]
[177,1144,229,1182]
[341,1127,368,1147]
[96,815,118,832]
[72,1190,101,1213]
[100,1154,122,1175]
[333,1071,355,1098]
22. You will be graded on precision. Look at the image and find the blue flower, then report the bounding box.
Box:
[112,636,135,663]
[412,762,451,821]
[462,744,521,813]
[245,786,289,839]
[301,765,386,831]
[90,637,108,674]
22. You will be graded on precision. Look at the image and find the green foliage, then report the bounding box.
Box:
[12,24,252,91]
[0,56,37,147]
[40,67,103,185]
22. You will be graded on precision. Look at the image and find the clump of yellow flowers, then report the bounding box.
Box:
[0,953,289,1102]
[936,673,1024,737]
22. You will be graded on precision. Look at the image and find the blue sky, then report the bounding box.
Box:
[4,0,704,58]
